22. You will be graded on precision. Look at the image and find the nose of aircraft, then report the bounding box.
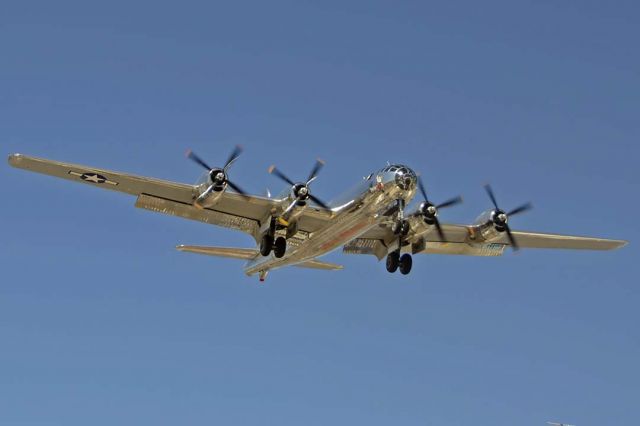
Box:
[395,166,417,190]
[377,164,417,192]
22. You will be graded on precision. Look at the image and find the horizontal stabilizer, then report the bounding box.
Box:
[177,245,257,259]
[176,245,343,270]
[296,258,344,270]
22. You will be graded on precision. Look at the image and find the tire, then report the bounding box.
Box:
[386,252,400,273]
[399,254,413,275]
[260,234,273,256]
[273,237,287,258]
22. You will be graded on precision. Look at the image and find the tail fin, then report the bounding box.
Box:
[176,245,343,270]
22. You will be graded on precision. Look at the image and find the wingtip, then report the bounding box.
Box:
[8,153,23,166]
[267,165,275,174]
[614,240,629,249]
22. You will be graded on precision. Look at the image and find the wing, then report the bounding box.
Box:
[346,215,626,258]
[493,230,627,250]
[8,153,332,240]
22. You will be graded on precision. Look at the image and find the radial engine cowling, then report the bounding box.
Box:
[185,146,248,210]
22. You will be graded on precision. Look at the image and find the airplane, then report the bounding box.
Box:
[547,422,575,426]
[7,148,627,282]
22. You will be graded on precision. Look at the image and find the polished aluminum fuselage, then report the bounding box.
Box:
[244,167,417,275]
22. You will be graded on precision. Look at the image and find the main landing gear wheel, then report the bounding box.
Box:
[273,236,287,258]
[386,251,400,273]
[260,234,273,256]
[399,253,413,275]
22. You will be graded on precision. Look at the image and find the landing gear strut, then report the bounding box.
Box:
[392,220,410,236]
[386,198,413,275]
[391,199,410,236]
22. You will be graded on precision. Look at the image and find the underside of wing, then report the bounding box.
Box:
[9,153,195,202]
[494,231,627,250]
[8,153,333,239]
[347,214,626,259]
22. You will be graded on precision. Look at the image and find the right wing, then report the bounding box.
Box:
[346,215,626,258]
[8,153,333,240]
[492,230,627,250]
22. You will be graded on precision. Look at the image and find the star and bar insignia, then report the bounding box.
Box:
[68,171,118,186]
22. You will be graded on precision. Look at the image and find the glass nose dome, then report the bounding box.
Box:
[393,165,416,190]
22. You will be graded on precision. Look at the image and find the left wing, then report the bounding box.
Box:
[8,153,332,239]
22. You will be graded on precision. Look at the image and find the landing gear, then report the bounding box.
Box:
[260,216,288,258]
[391,198,410,236]
[392,219,410,236]
[387,198,413,275]
[399,253,412,275]
[386,252,413,275]
[386,251,399,273]
[260,234,287,258]
[260,234,274,256]
[273,236,287,258]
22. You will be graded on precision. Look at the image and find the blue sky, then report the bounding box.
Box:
[1,1,638,424]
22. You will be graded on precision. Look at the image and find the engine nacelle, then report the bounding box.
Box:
[473,209,507,241]
[192,168,227,209]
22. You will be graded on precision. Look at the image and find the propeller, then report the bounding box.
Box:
[483,184,533,251]
[268,159,330,211]
[416,177,463,241]
[185,145,248,197]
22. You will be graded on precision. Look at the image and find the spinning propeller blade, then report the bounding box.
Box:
[417,176,463,241]
[483,184,533,251]
[185,145,248,197]
[269,160,330,210]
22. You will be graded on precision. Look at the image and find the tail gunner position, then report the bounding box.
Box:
[8,148,627,282]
